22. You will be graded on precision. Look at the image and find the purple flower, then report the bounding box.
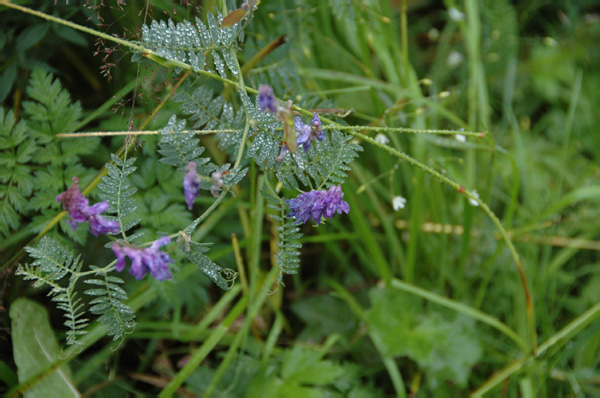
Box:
[294,112,325,152]
[56,177,120,236]
[183,162,201,210]
[286,185,350,225]
[112,237,173,281]
[258,84,276,113]
[294,117,312,147]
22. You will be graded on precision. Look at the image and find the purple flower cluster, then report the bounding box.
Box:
[56,177,120,237]
[286,185,350,225]
[112,237,173,281]
[183,162,201,210]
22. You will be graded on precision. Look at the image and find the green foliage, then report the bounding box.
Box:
[263,186,303,282]
[158,115,216,170]
[246,346,348,397]
[182,241,237,290]
[10,298,80,397]
[84,272,135,341]
[174,84,244,132]
[365,288,482,389]
[276,129,363,190]
[141,13,241,78]
[291,294,357,341]
[17,237,135,345]
[0,109,36,236]
[5,1,600,397]
[97,153,140,240]
[0,68,98,240]
[19,237,88,346]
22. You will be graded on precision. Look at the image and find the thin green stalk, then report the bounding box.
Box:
[203,315,248,397]
[74,79,138,131]
[186,284,242,339]
[471,302,600,397]
[159,267,279,397]
[345,189,392,282]
[327,280,406,398]
[400,0,409,84]
[158,295,249,398]
[261,311,284,367]
[323,125,484,136]
[391,279,526,352]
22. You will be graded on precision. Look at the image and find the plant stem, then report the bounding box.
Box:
[391,279,527,351]
[471,302,600,396]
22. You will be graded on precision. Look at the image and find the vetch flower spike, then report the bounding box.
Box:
[112,237,173,281]
[286,185,350,225]
[56,176,120,236]
[183,161,201,210]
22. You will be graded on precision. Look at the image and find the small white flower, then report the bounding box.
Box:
[392,196,406,211]
[448,7,466,22]
[455,134,466,142]
[375,133,390,145]
[469,190,479,207]
[447,51,464,68]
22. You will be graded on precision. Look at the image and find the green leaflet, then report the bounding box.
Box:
[141,13,241,78]
[18,237,135,345]
[262,186,303,282]
[97,153,140,240]
[10,298,80,398]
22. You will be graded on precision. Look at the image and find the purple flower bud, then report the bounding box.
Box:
[312,112,324,142]
[112,237,173,281]
[286,185,350,225]
[56,177,119,236]
[258,84,276,113]
[183,162,201,210]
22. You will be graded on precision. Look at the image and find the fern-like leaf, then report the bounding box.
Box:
[0,108,37,237]
[263,187,303,283]
[55,286,89,346]
[183,242,237,290]
[158,115,216,172]
[85,272,135,341]
[141,13,241,78]
[276,129,362,190]
[98,153,140,241]
[18,237,89,345]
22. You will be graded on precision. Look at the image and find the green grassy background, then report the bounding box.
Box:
[2,0,600,396]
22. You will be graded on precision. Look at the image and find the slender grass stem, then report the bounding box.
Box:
[391,279,527,351]
[471,302,600,397]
